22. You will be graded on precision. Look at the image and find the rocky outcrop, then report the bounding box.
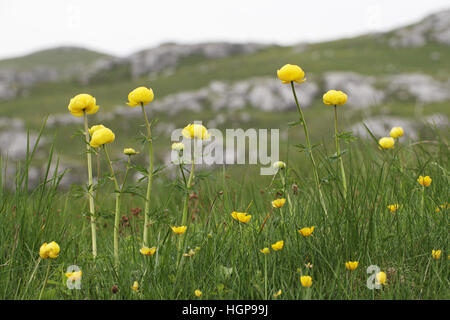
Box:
[388,9,450,47]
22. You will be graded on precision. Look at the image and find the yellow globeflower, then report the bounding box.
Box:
[390,127,404,139]
[260,247,270,254]
[89,124,105,136]
[39,241,60,259]
[65,271,82,281]
[277,64,306,84]
[273,289,282,297]
[300,275,312,288]
[140,246,157,256]
[231,211,252,223]
[89,127,115,148]
[271,240,284,251]
[132,281,139,292]
[345,261,359,271]
[387,204,399,213]
[194,289,202,297]
[127,87,154,107]
[323,90,348,106]
[417,175,432,187]
[376,272,387,285]
[298,226,315,237]
[68,93,99,117]
[272,198,286,208]
[171,142,185,151]
[171,226,187,235]
[182,124,210,140]
[124,148,138,156]
[432,249,441,260]
[378,137,395,149]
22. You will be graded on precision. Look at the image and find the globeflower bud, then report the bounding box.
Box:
[182,124,210,140]
[390,127,404,139]
[39,241,60,259]
[277,64,306,84]
[378,137,395,149]
[127,87,154,107]
[89,127,115,148]
[323,90,348,106]
[273,161,286,170]
[124,148,138,156]
[300,275,312,288]
[171,142,185,151]
[68,93,99,117]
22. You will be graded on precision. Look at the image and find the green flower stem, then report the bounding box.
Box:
[280,170,293,216]
[104,145,121,268]
[141,104,153,247]
[38,259,51,300]
[83,112,97,258]
[334,105,348,200]
[264,253,268,300]
[290,82,328,217]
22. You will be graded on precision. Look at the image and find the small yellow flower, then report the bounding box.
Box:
[298,226,315,237]
[387,204,399,212]
[89,124,105,136]
[65,271,82,281]
[417,175,432,187]
[140,246,157,256]
[124,148,138,156]
[376,272,387,285]
[183,249,196,257]
[260,247,270,254]
[231,211,252,223]
[171,142,185,151]
[273,161,286,169]
[300,275,312,288]
[272,198,286,208]
[68,93,99,117]
[89,127,115,148]
[435,203,449,212]
[273,289,282,297]
[171,226,187,235]
[277,64,306,84]
[378,137,395,149]
[194,289,202,297]
[345,261,359,271]
[323,90,348,106]
[132,281,139,292]
[39,241,60,259]
[182,124,210,140]
[432,249,441,260]
[390,127,404,139]
[127,87,154,107]
[271,240,284,251]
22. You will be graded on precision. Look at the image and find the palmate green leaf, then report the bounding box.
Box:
[329,149,348,160]
[337,131,357,143]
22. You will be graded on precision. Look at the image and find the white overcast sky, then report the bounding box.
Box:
[0,0,448,59]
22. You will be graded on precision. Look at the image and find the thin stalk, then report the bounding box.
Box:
[264,254,268,300]
[38,260,51,300]
[83,112,97,257]
[280,169,293,216]
[334,105,347,200]
[104,146,121,268]
[141,104,153,247]
[290,82,328,217]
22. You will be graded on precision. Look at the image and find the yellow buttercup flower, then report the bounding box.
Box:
[171,226,187,235]
[89,124,105,136]
[298,226,315,237]
[272,198,286,208]
[124,148,138,156]
[231,211,252,223]
[300,275,312,288]
[140,246,157,256]
[68,93,99,117]
[271,240,284,251]
[39,241,60,259]
[417,175,432,187]
[132,281,139,292]
[387,204,399,213]
[345,261,359,271]
[171,142,185,151]
[376,272,387,285]
[182,124,210,140]
[323,90,348,106]
[127,87,154,107]
[89,127,115,148]
[194,289,202,297]
[435,203,449,212]
[65,271,82,281]
[378,137,395,149]
[390,127,404,139]
[277,64,306,84]
[260,247,270,254]
[432,249,441,260]
[273,289,282,297]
